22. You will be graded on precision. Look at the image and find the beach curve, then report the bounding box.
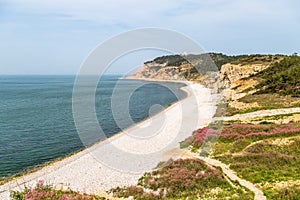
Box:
[0,82,217,199]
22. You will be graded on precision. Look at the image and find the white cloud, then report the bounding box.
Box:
[6,0,296,26]
[1,0,299,74]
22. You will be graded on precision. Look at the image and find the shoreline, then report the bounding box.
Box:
[94,78,192,138]
[0,78,190,185]
[0,79,216,199]
[121,76,190,84]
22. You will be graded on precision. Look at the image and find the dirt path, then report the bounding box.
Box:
[202,107,300,200]
[195,156,266,200]
[222,107,300,121]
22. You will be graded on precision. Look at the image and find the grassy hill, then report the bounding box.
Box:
[224,56,300,115]
[137,53,299,115]
[212,119,300,199]
[254,56,300,97]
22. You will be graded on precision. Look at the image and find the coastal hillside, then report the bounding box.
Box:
[128,53,283,83]
[128,53,300,115]
[7,54,300,200]
[112,54,300,200]
[225,55,300,115]
[128,53,235,81]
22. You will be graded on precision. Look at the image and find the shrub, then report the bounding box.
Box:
[254,56,300,96]
[112,158,231,199]
[11,180,105,200]
[180,127,219,150]
[219,122,300,142]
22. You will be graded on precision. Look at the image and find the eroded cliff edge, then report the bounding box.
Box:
[126,53,300,114]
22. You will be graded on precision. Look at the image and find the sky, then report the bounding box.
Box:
[0,0,299,75]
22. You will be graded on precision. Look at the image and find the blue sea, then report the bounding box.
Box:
[0,75,186,180]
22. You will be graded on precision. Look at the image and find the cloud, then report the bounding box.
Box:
[3,0,299,45]
[4,0,298,44]
[0,0,299,74]
[5,0,296,25]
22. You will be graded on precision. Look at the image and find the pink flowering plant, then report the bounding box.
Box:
[180,127,219,151]
[219,122,300,141]
[212,121,300,199]
[10,180,105,200]
[111,158,253,199]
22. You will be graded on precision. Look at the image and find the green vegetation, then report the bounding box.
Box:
[251,112,300,122]
[211,121,300,199]
[263,184,300,200]
[145,53,234,68]
[230,54,284,65]
[186,53,235,70]
[226,93,300,116]
[144,55,186,66]
[111,158,253,199]
[143,53,292,92]
[220,56,300,116]
[11,181,105,200]
[188,53,283,70]
[9,54,300,200]
[254,56,300,96]
[179,123,223,156]
[225,106,261,116]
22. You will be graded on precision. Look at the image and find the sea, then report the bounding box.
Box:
[0,75,186,180]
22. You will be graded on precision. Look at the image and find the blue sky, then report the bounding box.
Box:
[0,0,299,74]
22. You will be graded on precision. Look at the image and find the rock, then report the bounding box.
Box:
[128,61,192,81]
[220,63,269,89]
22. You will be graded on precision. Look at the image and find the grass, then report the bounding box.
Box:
[244,137,300,156]
[179,121,223,155]
[224,56,300,116]
[215,152,300,183]
[11,181,105,200]
[225,105,261,116]
[263,183,300,200]
[254,56,300,97]
[210,121,300,199]
[225,93,300,116]
[230,54,284,65]
[111,158,254,199]
[251,113,300,121]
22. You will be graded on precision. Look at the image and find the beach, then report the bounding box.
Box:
[0,82,217,199]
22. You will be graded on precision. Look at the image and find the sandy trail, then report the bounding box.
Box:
[222,107,300,121]
[0,83,217,199]
[195,156,266,200]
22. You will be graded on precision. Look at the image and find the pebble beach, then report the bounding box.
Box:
[0,83,217,199]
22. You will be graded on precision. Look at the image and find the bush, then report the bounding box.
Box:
[112,158,253,199]
[180,127,219,150]
[255,56,300,96]
[11,180,105,200]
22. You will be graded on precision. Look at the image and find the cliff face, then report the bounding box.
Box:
[129,54,272,87]
[220,56,284,102]
[220,63,270,102]
[127,54,300,115]
[220,63,270,89]
[129,61,192,81]
[127,53,226,82]
[127,53,284,102]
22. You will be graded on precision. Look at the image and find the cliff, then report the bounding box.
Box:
[127,53,282,92]
[128,61,192,81]
[127,54,298,112]
[127,53,233,82]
